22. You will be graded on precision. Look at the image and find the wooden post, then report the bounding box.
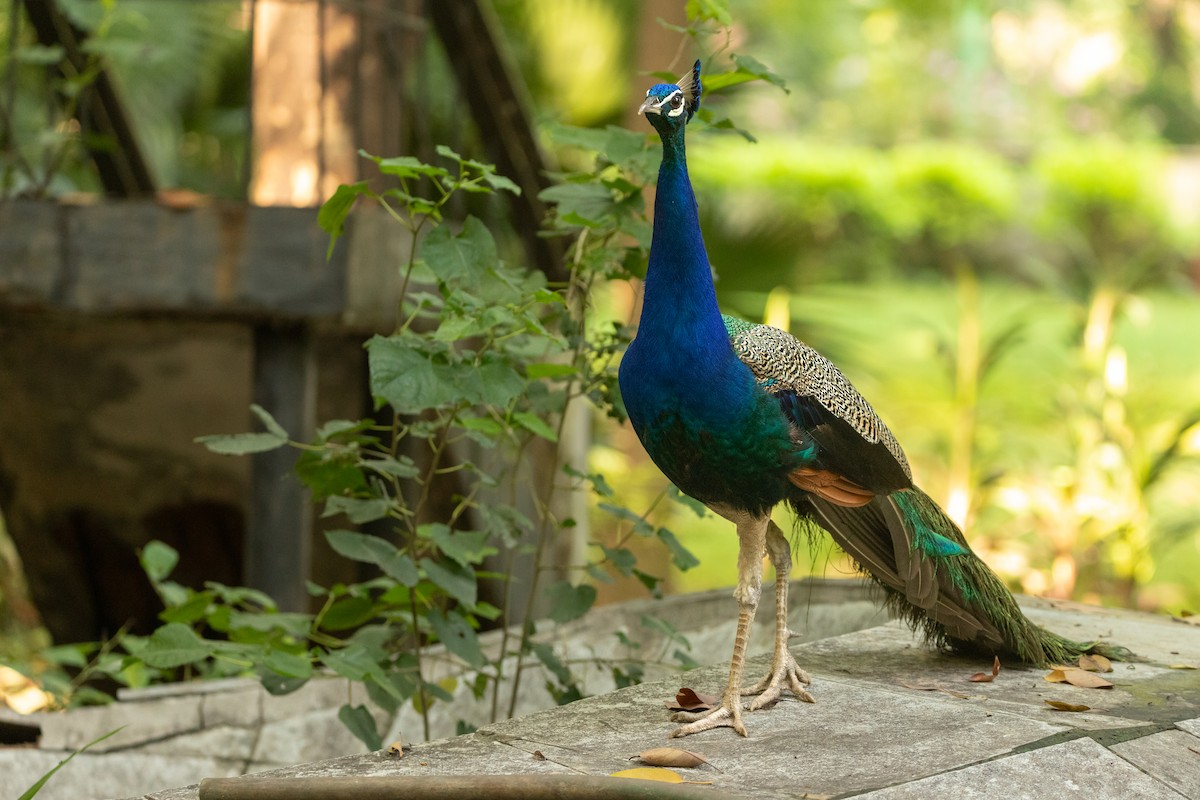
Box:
[248,324,315,611]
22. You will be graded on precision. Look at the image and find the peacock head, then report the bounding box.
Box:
[639,59,702,136]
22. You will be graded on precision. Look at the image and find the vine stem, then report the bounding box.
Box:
[502,232,593,720]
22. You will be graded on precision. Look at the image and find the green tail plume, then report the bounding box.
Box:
[799,487,1134,667]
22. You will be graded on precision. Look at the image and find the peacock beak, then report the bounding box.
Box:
[639,98,662,116]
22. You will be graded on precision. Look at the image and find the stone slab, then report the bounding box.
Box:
[1110,729,1200,798]
[118,678,260,702]
[789,620,1197,734]
[64,595,1200,800]
[0,749,242,800]
[38,695,203,752]
[138,726,258,762]
[857,737,1187,800]
[200,685,264,729]
[252,708,387,765]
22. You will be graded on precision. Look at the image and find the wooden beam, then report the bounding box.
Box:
[19,0,155,196]
[426,0,567,284]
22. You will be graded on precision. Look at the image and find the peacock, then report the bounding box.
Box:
[618,60,1125,738]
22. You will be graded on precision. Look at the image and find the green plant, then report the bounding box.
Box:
[17,727,124,800]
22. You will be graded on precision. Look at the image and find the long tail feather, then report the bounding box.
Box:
[795,487,1133,666]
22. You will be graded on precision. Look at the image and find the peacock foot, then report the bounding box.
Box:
[668,690,747,738]
[741,649,815,711]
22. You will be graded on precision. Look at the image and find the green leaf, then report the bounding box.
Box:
[427,525,497,568]
[367,336,460,414]
[139,623,213,669]
[686,0,731,24]
[513,412,558,442]
[525,362,577,379]
[457,415,504,437]
[600,545,637,577]
[597,502,654,535]
[226,612,312,638]
[139,540,179,583]
[322,496,393,524]
[539,182,615,226]
[260,672,308,696]
[372,154,449,181]
[530,641,571,685]
[427,608,486,668]
[544,581,596,624]
[420,557,477,608]
[362,455,420,479]
[322,596,377,631]
[731,54,788,93]
[337,703,382,751]
[18,727,124,800]
[421,216,498,283]
[321,644,377,681]
[263,649,313,679]
[324,530,418,585]
[656,528,700,571]
[483,172,521,195]
[250,404,289,439]
[318,181,369,259]
[159,590,215,624]
[296,450,368,501]
[476,360,525,408]
[195,431,287,455]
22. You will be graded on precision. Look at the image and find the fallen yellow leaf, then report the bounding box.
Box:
[632,747,713,769]
[610,767,684,783]
[1044,669,1069,683]
[1045,667,1113,689]
[1045,700,1091,712]
[1078,654,1112,673]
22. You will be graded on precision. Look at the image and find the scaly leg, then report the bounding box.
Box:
[742,520,814,708]
[669,513,767,737]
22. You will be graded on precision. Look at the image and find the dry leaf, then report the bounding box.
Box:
[387,740,405,757]
[666,688,719,712]
[1078,654,1112,673]
[610,767,684,783]
[532,750,546,761]
[632,747,717,770]
[1045,667,1113,689]
[969,655,1001,683]
[1169,664,1198,670]
[1045,700,1091,712]
[900,681,968,699]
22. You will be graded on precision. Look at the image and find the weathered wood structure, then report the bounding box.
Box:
[0,0,566,642]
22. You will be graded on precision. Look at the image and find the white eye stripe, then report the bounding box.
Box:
[660,89,686,116]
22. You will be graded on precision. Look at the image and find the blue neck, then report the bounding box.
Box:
[637,131,728,352]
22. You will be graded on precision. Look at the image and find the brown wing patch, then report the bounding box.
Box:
[788,467,875,507]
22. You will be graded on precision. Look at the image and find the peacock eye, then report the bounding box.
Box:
[670,94,683,108]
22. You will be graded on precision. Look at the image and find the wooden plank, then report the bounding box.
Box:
[0,202,64,304]
[235,206,346,317]
[63,202,221,311]
[0,201,351,320]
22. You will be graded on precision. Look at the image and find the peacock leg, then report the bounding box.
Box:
[741,520,814,709]
[668,513,766,737]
